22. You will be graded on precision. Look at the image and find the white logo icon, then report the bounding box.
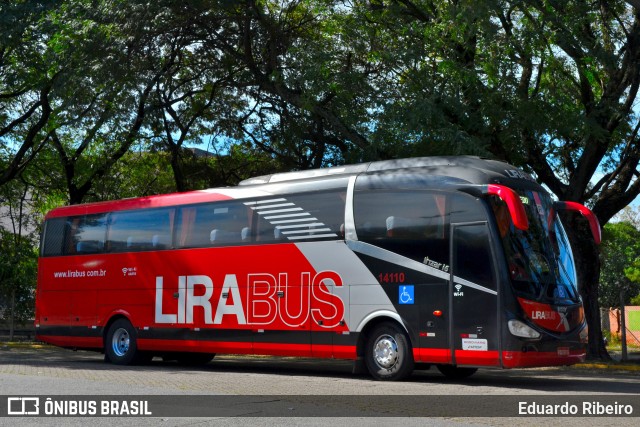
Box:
[454,284,464,297]
[7,397,40,415]
[400,286,413,304]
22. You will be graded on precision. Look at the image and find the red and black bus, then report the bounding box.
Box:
[36,156,600,380]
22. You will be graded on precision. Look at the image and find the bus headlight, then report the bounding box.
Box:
[508,319,541,339]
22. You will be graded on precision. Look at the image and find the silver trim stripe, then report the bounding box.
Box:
[264,212,311,220]
[276,222,325,229]
[281,228,331,234]
[346,240,497,296]
[285,234,337,240]
[344,176,357,241]
[252,203,296,209]
[244,198,287,205]
[269,217,318,224]
[244,198,338,241]
[258,207,303,215]
[452,277,498,296]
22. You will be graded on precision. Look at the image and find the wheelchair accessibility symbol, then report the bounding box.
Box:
[399,285,414,305]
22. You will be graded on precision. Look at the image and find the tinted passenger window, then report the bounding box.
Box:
[41,217,67,257]
[354,190,449,264]
[249,191,345,243]
[108,208,174,252]
[68,214,108,255]
[453,223,495,290]
[177,201,251,248]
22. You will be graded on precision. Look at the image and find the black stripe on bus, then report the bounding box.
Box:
[36,326,103,338]
[36,325,359,347]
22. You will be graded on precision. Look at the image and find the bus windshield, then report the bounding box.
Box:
[491,190,579,304]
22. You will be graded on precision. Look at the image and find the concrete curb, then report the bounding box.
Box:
[0,342,50,349]
[573,362,640,372]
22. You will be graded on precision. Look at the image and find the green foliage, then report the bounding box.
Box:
[0,229,37,324]
[602,329,621,349]
[0,153,58,326]
[599,222,640,307]
[3,0,640,210]
[89,144,282,201]
[625,260,640,284]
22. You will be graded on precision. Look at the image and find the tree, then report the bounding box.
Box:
[4,1,640,360]
[0,230,37,338]
[0,1,59,186]
[0,177,40,339]
[185,0,384,167]
[599,222,640,308]
[90,144,280,200]
[4,1,217,204]
[43,1,195,204]
[336,0,640,360]
[614,205,640,229]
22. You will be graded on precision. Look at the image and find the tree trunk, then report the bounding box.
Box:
[563,213,611,361]
[169,145,186,193]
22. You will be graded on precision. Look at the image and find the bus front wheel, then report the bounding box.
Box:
[365,322,414,381]
[105,318,142,365]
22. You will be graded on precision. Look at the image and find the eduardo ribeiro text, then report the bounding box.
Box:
[519,401,633,416]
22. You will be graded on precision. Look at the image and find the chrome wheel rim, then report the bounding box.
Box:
[373,334,399,369]
[111,328,130,357]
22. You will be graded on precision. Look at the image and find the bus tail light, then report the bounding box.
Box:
[554,201,601,244]
[508,319,541,339]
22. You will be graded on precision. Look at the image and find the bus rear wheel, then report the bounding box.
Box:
[436,364,478,379]
[365,322,414,381]
[105,318,143,365]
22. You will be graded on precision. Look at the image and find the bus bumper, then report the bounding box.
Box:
[501,348,586,368]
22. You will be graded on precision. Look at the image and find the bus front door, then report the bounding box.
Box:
[449,222,501,367]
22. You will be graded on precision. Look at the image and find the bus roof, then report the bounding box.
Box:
[239,156,536,185]
[44,190,233,219]
[45,156,539,219]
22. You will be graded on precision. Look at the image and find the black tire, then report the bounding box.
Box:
[175,352,215,366]
[105,318,141,365]
[436,364,478,379]
[364,322,414,381]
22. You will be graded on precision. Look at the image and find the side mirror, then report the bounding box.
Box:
[554,201,601,245]
[458,184,529,231]
[486,184,529,231]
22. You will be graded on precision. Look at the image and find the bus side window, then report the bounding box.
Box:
[386,216,430,238]
[354,190,449,264]
[69,214,108,255]
[453,224,495,290]
[107,208,174,252]
[177,202,251,248]
[249,190,345,243]
[41,217,68,257]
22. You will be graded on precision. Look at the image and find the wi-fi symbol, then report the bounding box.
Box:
[455,284,462,291]
[122,268,128,276]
